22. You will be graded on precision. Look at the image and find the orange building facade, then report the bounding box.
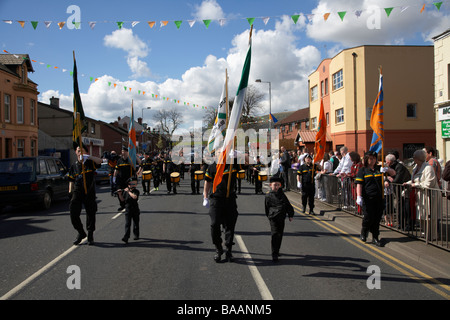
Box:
[309,45,435,160]
[0,54,39,159]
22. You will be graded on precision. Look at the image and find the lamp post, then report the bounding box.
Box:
[255,79,272,131]
[141,107,151,153]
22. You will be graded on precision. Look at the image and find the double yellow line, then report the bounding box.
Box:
[292,204,450,300]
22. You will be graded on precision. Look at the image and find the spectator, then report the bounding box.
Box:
[403,150,438,236]
[443,159,450,200]
[424,146,442,188]
[333,146,352,176]
[348,152,363,213]
[329,150,340,172]
[318,152,333,201]
[280,146,291,191]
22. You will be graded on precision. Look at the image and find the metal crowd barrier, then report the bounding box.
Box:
[287,169,449,251]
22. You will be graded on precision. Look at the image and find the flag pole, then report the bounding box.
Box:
[225,69,234,198]
[77,112,88,195]
[379,65,385,200]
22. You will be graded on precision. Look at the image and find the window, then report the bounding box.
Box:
[17,139,25,157]
[288,123,293,132]
[305,120,309,130]
[311,117,317,129]
[310,85,318,101]
[46,159,58,174]
[4,94,10,122]
[17,97,24,124]
[30,140,36,156]
[406,103,417,119]
[332,69,343,91]
[30,99,35,125]
[321,81,324,97]
[326,112,329,126]
[39,159,48,175]
[324,78,329,95]
[90,122,95,134]
[336,108,344,123]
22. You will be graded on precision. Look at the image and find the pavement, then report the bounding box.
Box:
[282,188,450,280]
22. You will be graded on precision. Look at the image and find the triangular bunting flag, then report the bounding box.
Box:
[18,21,25,28]
[44,21,52,28]
[73,21,81,29]
[400,6,409,12]
[3,20,12,24]
[31,21,38,30]
[58,21,65,29]
[291,14,300,24]
[148,21,155,28]
[117,21,124,29]
[355,10,363,18]
[420,4,426,13]
[219,19,226,26]
[131,21,140,27]
[323,13,330,21]
[89,22,96,29]
[188,20,196,27]
[338,11,347,21]
[247,18,255,26]
[174,20,182,29]
[434,2,443,10]
[384,7,394,17]
[203,19,211,28]
[262,17,270,25]
[160,21,169,27]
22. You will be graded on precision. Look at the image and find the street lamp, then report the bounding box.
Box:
[255,79,272,131]
[141,107,151,153]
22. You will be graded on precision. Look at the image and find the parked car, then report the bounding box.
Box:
[0,156,69,212]
[95,162,111,184]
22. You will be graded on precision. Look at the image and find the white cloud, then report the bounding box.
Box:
[103,28,152,78]
[306,0,450,46]
[193,0,226,21]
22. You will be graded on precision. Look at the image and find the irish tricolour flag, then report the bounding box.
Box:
[213,26,252,192]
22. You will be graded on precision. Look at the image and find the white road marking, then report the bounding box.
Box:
[0,239,87,300]
[235,235,274,300]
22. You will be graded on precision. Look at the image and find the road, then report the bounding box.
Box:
[1,175,449,305]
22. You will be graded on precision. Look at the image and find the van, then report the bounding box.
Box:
[0,156,69,211]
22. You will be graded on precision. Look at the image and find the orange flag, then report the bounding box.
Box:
[314,98,326,163]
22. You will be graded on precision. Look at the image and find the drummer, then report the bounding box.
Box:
[189,152,204,195]
[163,152,178,194]
[137,152,153,195]
[252,156,265,194]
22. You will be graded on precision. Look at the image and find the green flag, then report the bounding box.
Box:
[338,11,347,21]
[384,8,394,17]
[72,52,87,150]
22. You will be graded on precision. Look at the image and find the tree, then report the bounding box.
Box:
[242,84,265,123]
[153,109,183,145]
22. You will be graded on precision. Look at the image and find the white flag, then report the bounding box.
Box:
[207,74,228,154]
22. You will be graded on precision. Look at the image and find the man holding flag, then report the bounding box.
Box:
[69,52,102,245]
[203,26,252,263]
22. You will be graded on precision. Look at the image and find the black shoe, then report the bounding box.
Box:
[373,238,383,247]
[309,209,315,215]
[272,254,279,262]
[133,235,139,240]
[73,231,87,245]
[302,206,306,213]
[117,206,125,212]
[360,234,367,242]
[87,231,94,245]
[122,237,128,244]
[214,246,224,263]
[225,251,234,262]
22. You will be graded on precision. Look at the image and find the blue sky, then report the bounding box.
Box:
[1,0,449,132]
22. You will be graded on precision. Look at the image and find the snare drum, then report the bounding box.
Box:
[258,173,268,181]
[194,170,204,181]
[170,172,180,183]
[237,170,245,179]
[142,170,152,181]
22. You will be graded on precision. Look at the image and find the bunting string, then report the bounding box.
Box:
[1,1,446,30]
[2,49,211,110]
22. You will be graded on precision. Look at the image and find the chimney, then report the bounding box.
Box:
[50,96,60,108]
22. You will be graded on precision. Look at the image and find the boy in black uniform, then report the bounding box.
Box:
[68,145,102,245]
[296,154,320,214]
[114,146,136,211]
[117,177,140,244]
[203,159,243,263]
[355,151,383,246]
[265,176,294,262]
[153,152,164,191]
[189,152,203,194]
